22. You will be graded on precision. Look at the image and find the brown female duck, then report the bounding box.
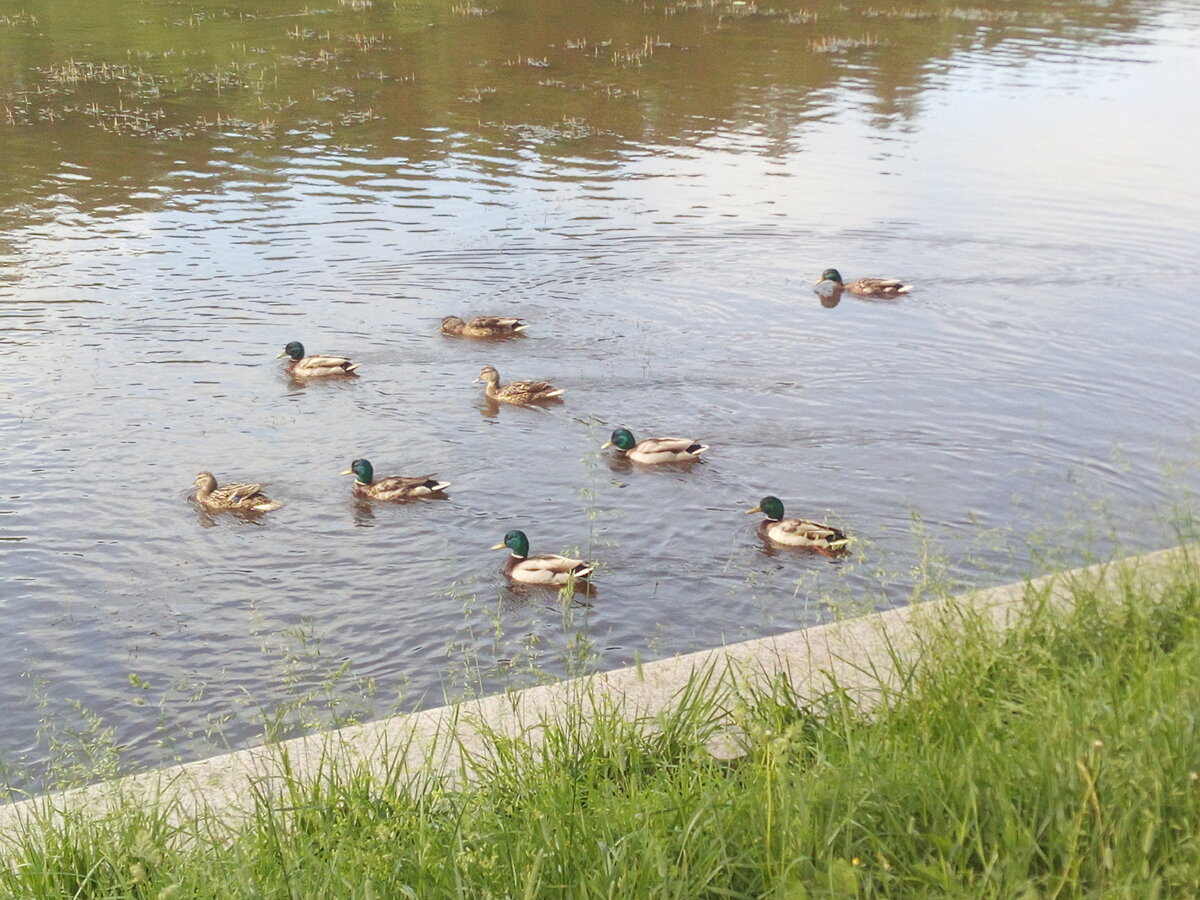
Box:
[192,472,283,512]
[476,365,564,404]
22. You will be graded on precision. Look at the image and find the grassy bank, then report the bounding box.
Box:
[3,550,1200,898]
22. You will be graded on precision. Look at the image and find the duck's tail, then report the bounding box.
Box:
[825,530,850,549]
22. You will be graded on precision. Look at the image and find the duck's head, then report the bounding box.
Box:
[277,341,305,361]
[814,268,844,286]
[746,496,785,521]
[476,365,500,385]
[601,428,637,452]
[441,316,464,331]
[340,459,374,484]
[491,529,530,558]
[194,471,217,491]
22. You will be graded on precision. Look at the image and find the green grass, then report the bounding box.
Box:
[3,550,1200,898]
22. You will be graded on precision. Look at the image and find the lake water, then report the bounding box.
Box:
[2,0,1199,790]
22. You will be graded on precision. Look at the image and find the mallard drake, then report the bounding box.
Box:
[491,530,594,585]
[476,366,564,404]
[814,268,913,297]
[746,496,848,552]
[193,472,283,512]
[341,458,450,501]
[276,341,360,377]
[601,428,709,464]
[441,315,528,338]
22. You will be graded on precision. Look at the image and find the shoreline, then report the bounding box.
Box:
[2,543,1192,837]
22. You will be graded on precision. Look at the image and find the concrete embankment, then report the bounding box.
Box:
[1,544,1192,837]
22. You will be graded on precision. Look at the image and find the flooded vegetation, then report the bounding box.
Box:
[2,0,1199,787]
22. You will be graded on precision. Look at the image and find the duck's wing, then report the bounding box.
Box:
[519,554,593,582]
[635,437,709,457]
[295,355,359,375]
[372,474,451,497]
[471,316,526,332]
[850,277,912,295]
[772,518,847,546]
[504,380,564,399]
[212,481,266,503]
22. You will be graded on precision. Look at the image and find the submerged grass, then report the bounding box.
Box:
[3,549,1200,897]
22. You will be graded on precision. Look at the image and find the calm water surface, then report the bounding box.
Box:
[2,0,1199,788]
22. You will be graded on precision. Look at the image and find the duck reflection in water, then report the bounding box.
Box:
[352,498,377,527]
[816,288,841,309]
[501,580,597,606]
[192,504,272,528]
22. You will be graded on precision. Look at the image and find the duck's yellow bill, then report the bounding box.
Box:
[490,542,507,550]
[745,505,762,514]
[339,468,354,476]
[600,440,612,449]
[812,277,827,285]
[275,350,288,359]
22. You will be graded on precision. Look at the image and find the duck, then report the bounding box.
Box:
[491,530,594,585]
[341,459,450,501]
[476,366,564,404]
[813,268,913,298]
[601,428,709,464]
[276,341,360,377]
[192,472,283,512]
[745,496,848,553]
[440,315,528,339]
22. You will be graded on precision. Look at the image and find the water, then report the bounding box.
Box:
[2,0,1199,788]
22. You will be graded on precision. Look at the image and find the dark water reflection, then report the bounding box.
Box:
[2,0,1199,789]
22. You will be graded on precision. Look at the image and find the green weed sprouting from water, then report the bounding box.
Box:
[0,675,125,803]
[1,608,384,802]
[22,678,124,799]
[441,573,604,702]
[438,428,612,699]
[248,616,380,744]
